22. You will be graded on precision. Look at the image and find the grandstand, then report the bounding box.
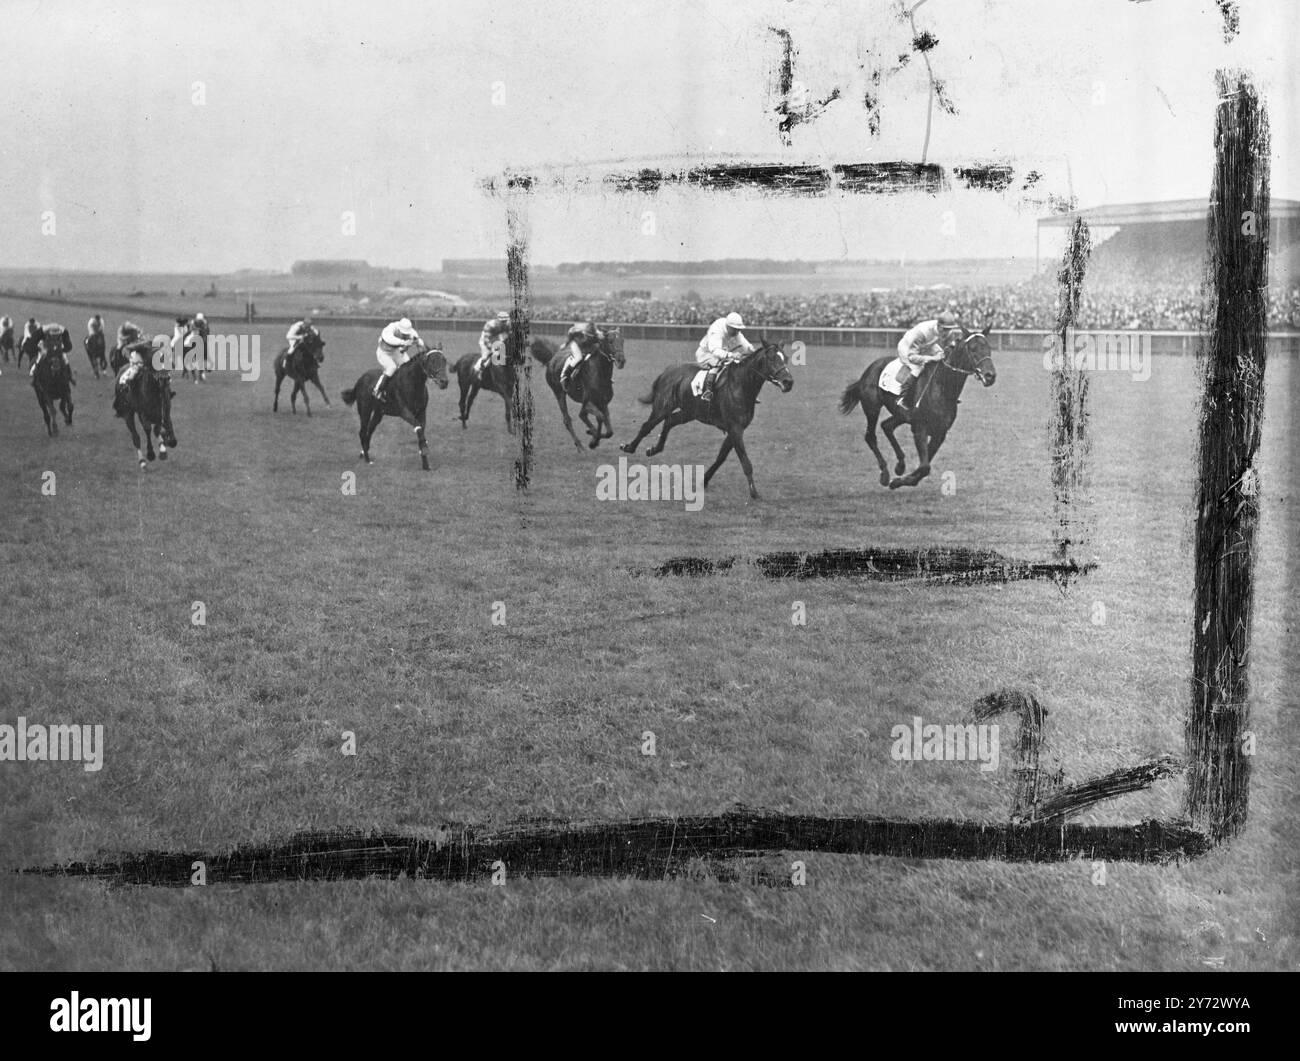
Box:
[1037,198,1300,285]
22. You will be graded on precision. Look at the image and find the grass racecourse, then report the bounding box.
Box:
[1,297,1297,970]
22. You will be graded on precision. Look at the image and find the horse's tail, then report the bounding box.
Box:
[341,385,357,406]
[838,378,863,415]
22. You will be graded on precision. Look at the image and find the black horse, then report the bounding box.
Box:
[113,361,178,467]
[452,344,517,433]
[84,332,108,379]
[838,327,996,489]
[32,352,74,436]
[18,329,41,370]
[273,330,329,415]
[341,344,449,470]
[0,326,14,364]
[621,341,794,500]
[530,328,625,449]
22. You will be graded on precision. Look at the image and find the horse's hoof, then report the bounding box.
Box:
[138,461,147,470]
[888,478,905,490]
[588,438,600,450]
[147,452,156,462]
[879,471,891,487]
[894,461,906,475]
[619,443,635,454]
[646,446,661,457]
[159,451,167,460]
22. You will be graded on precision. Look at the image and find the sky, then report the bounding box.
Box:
[0,0,1294,271]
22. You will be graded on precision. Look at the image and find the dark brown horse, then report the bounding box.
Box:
[32,351,74,436]
[113,361,177,467]
[838,328,995,489]
[529,328,625,449]
[341,344,449,470]
[84,332,108,378]
[272,330,329,415]
[452,341,517,434]
[620,341,793,500]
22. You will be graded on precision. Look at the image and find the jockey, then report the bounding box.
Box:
[558,321,600,389]
[87,313,105,338]
[475,311,511,375]
[373,317,425,402]
[895,310,962,412]
[0,315,12,353]
[695,311,755,402]
[285,316,315,363]
[31,322,74,376]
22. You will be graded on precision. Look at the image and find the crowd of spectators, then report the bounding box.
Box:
[433,276,1300,332]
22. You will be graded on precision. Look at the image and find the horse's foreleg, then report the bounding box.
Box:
[730,430,760,500]
[415,415,430,471]
[311,374,330,406]
[891,425,931,489]
[273,370,283,411]
[125,413,145,467]
[359,407,379,463]
[702,435,734,491]
[461,382,480,425]
[298,381,311,417]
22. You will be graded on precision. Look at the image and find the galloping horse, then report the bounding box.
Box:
[272,330,329,415]
[114,361,178,467]
[452,341,517,434]
[0,319,14,364]
[621,341,794,500]
[17,326,41,370]
[341,344,449,470]
[529,328,625,449]
[173,318,205,382]
[84,331,108,379]
[32,350,74,436]
[838,327,996,489]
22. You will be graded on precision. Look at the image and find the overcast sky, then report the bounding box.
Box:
[0,0,1293,271]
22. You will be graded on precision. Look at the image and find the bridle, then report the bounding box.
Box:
[940,333,995,382]
[414,344,446,380]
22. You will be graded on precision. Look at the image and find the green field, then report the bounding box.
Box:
[1,297,1296,970]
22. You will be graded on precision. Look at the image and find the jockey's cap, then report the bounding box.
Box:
[937,310,961,330]
[724,311,745,329]
[300,316,311,327]
[496,311,510,321]
[194,312,205,322]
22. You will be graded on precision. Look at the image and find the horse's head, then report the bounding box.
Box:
[949,327,996,387]
[749,340,794,393]
[307,330,326,363]
[596,326,626,369]
[417,343,449,389]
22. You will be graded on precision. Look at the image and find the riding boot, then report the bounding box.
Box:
[897,374,917,412]
[701,368,716,403]
[373,374,391,403]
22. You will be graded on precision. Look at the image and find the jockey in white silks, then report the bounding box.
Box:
[115,321,149,386]
[894,310,962,412]
[475,311,511,376]
[695,311,755,402]
[558,321,600,389]
[373,317,425,402]
[286,317,315,361]
[86,314,104,339]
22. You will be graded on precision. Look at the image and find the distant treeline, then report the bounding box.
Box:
[555,260,820,275]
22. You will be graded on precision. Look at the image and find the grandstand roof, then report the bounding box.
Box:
[1039,198,1300,228]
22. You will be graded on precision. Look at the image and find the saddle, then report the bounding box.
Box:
[690,360,732,399]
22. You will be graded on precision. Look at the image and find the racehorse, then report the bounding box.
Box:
[529,328,625,449]
[173,318,205,382]
[32,351,74,436]
[341,343,449,471]
[838,327,995,489]
[452,342,517,434]
[18,328,41,370]
[0,322,14,364]
[114,362,178,467]
[272,330,329,415]
[620,340,794,500]
[84,331,108,379]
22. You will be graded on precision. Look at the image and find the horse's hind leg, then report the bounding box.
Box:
[125,413,146,467]
[862,402,892,488]
[880,415,908,475]
[554,387,583,449]
[297,381,311,417]
[273,369,283,411]
[646,408,691,457]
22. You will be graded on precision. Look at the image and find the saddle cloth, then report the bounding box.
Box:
[690,361,732,397]
[878,359,910,396]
